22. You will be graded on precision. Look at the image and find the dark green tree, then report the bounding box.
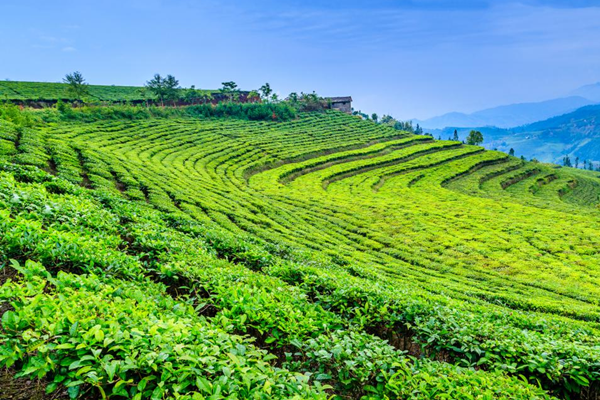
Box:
[163,75,180,105]
[184,85,199,104]
[393,120,413,133]
[563,155,572,167]
[575,156,579,169]
[297,92,324,112]
[453,129,459,141]
[259,83,272,101]
[415,123,423,135]
[508,148,515,157]
[145,74,166,105]
[63,71,89,102]
[380,114,394,125]
[220,81,239,102]
[145,74,180,106]
[466,130,484,146]
[371,113,378,123]
[247,90,260,103]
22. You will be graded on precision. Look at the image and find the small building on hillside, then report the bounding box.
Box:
[327,96,353,114]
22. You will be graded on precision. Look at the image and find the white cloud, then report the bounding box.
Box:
[62,46,77,52]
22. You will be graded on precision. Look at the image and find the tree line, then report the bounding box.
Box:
[562,155,600,171]
[61,71,333,112]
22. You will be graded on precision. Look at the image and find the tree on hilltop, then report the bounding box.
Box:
[508,148,515,157]
[145,74,165,105]
[453,129,459,141]
[466,130,484,146]
[145,74,180,106]
[378,114,414,133]
[297,91,325,111]
[220,81,239,102]
[162,75,180,105]
[184,85,201,104]
[371,113,378,123]
[63,71,89,102]
[563,155,572,167]
[415,123,423,135]
[287,92,299,104]
[380,115,394,125]
[394,120,413,133]
[259,83,273,102]
[247,90,260,103]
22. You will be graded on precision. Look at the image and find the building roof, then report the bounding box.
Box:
[327,96,352,103]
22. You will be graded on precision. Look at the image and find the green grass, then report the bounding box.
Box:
[1,105,600,399]
[0,80,215,102]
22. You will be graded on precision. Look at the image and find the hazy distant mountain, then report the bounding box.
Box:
[415,112,485,130]
[417,96,595,129]
[570,82,600,102]
[518,104,600,133]
[486,105,600,164]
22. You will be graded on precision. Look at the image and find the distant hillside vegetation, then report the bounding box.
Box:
[488,104,600,164]
[429,105,600,165]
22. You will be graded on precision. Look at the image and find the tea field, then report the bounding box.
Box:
[1,106,600,399]
[0,81,214,102]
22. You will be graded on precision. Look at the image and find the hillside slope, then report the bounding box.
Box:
[0,80,215,102]
[1,106,600,399]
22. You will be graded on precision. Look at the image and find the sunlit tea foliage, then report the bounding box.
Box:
[1,103,600,399]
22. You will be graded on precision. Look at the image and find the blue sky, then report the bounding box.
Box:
[1,0,600,119]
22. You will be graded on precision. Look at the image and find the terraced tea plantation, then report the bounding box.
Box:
[1,107,600,399]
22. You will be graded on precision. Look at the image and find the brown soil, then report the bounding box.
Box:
[0,368,70,400]
[46,159,58,176]
[111,172,126,193]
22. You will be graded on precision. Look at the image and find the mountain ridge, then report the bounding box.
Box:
[416,95,596,129]
[571,82,600,102]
